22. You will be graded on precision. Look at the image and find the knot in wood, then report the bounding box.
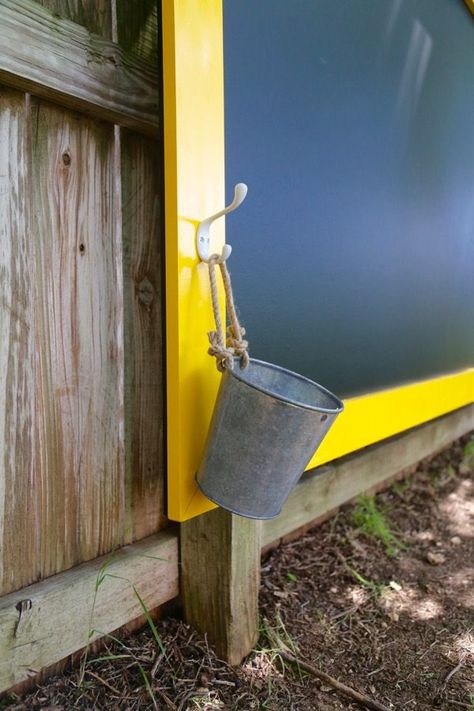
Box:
[137,277,154,307]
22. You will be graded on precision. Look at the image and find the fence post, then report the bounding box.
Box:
[180,507,261,665]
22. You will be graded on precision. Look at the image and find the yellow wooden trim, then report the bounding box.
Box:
[464,0,474,16]
[162,0,225,522]
[309,368,474,470]
[163,1,474,522]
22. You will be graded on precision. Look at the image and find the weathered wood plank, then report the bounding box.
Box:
[116,0,158,63]
[181,508,261,665]
[0,88,38,595]
[262,404,474,550]
[0,531,178,693]
[0,0,158,136]
[36,0,111,38]
[121,131,166,542]
[29,99,124,584]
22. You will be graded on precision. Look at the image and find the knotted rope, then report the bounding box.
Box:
[207,253,249,372]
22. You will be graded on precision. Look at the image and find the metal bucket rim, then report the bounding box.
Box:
[195,476,282,520]
[228,357,344,414]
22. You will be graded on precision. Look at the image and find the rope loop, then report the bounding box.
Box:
[207,253,249,372]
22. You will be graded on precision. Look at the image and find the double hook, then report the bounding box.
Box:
[196,183,248,263]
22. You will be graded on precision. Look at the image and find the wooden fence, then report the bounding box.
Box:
[0,0,166,597]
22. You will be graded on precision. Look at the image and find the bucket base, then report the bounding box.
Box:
[196,477,282,520]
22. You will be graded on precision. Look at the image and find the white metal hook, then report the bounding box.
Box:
[196,183,248,262]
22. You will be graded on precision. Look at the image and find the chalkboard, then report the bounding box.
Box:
[223,0,474,397]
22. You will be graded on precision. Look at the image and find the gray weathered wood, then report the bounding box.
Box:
[0,88,37,595]
[0,91,127,594]
[121,130,165,541]
[30,98,125,584]
[0,0,158,136]
[181,508,262,665]
[263,404,474,549]
[0,531,178,692]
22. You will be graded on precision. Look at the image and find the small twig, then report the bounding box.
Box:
[154,685,178,710]
[151,651,165,677]
[367,666,385,677]
[211,678,236,686]
[279,651,392,711]
[445,700,472,709]
[85,669,121,696]
[443,659,464,688]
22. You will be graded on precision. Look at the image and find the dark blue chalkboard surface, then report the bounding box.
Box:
[223,0,474,398]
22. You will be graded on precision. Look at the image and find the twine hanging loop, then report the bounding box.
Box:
[207,254,249,372]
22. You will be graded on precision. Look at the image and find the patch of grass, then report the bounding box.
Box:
[260,612,299,657]
[0,694,17,708]
[255,613,301,706]
[461,439,474,473]
[286,571,298,582]
[352,494,405,557]
[391,478,411,497]
[436,462,456,487]
[78,555,168,710]
[347,565,386,597]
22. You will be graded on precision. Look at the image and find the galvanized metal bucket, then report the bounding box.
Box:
[196,358,344,520]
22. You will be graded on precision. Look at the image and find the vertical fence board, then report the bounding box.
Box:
[121,131,165,541]
[30,99,124,582]
[0,88,38,594]
[116,2,164,540]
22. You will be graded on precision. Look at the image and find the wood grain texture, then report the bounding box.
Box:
[116,0,158,63]
[30,98,124,583]
[0,93,128,596]
[0,0,166,606]
[0,531,178,692]
[36,0,111,38]
[181,508,261,665]
[262,405,474,550]
[0,88,38,595]
[121,131,165,542]
[0,0,158,136]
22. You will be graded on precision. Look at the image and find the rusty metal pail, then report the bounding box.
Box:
[196,358,344,520]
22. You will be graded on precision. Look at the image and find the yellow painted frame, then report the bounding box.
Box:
[162,0,226,522]
[162,1,474,522]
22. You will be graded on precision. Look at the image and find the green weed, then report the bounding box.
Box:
[79,554,168,709]
[254,614,301,705]
[0,694,17,708]
[352,495,405,557]
[391,478,411,497]
[461,439,474,473]
[437,463,456,486]
[347,565,386,596]
[260,612,299,657]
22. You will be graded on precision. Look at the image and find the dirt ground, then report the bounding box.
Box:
[4,433,474,710]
